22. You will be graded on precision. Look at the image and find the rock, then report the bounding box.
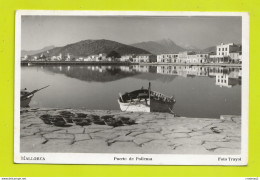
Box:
[129,131,146,137]
[188,131,205,137]
[20,108,241,154]
[71,139,108,153]
[107,142,140,153]
[87,124,113,130]
[133,138,152,146]
[191,133,226,142]
[43,133,74,139]
[169,138,202,145]
[20,136,47,152]
[88,114,100,122]
[203,142,219,150]
[136,133,166,140]
[75,134,91,141]
[73,118,91,126]
[173,128,192,133]
[141,140,173,153]
[165,133,189,138]
[116,116,136,125]
[214,148,241,154]
[90,131,118,139]
[104,117,123,127]
[214,141,241,149]
[210,126,223,134]
[76,113,88,118]
[39,126,62,133]
[173,144,210,154]
[20,128,40,137]
[113,135,135,142]
[66,127,84,134]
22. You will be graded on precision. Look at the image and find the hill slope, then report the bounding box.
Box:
[32,39,150,57]
[21,45,55,56]
[131,39,186,55]
[201,46,216,54]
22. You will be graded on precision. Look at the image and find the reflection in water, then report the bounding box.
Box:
[41,65,241,88]
[157,65,241,88]
[41,65,139,82]
[21,65,241,118]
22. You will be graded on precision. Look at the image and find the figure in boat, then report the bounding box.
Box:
[20,85,50,107]
[118,82,176,113]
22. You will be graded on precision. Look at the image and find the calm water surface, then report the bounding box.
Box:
[21,65,241,118]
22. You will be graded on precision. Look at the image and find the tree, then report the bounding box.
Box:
[106,51,121,59]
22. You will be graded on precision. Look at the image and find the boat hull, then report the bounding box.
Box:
[21,95,33,107]
[118,89,176,113]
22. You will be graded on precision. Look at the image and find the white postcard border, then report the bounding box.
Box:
[14,10,249,165]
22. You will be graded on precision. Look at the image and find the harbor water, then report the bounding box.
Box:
[21,65,241,118]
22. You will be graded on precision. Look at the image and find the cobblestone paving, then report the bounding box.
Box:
[20,108,241,154]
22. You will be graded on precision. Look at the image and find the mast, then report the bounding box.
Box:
[148,82,151,101]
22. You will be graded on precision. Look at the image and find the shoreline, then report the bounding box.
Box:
[20,108,241,154]
[21,61,242,67]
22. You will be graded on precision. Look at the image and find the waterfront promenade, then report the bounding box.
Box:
[20,108,241,154]
[21,61,242,67]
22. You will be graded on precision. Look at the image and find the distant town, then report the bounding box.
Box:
[21,42,242,65]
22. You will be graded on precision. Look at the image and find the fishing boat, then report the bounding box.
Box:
[21,93,34,107]
[20,85,50,107]
[118,82,176,113]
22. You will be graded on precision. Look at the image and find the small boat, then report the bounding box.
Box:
[118,82,176,113]
[21,93,34,107]
[20,85,50,107]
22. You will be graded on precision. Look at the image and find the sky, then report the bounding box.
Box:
[21,15,242,50]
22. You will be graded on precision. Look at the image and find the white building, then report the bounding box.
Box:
[157,54,179,63]
[209,43,241,63]
[98,53,107,61]
[120,54,135,62]
[21,55,28,61]
[133,54,157,63]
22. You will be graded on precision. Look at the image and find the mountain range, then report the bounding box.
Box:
[131,39,186,55]
[22,39,217,57]
[31,39,150,57]
[21,45,55,56]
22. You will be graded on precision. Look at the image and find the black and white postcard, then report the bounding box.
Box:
[14,10,249,165]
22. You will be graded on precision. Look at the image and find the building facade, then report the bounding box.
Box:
[157,54,179,63]
[133,54,157,63]
[209,43,241,63]
[120,54,135,62]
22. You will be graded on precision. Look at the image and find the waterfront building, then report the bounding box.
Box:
[98,53,107,61]
[157,54,179,63]
[65,53,71,61]
[32,56,38,61]
[177,51,196,63]
[77,57,84,61]
[21,55,28,61]
[229,52,242,63]
[57,53,62,61]
[209,43,241,63]
[88,55,99,61]
[51,56,57,61]
[177,51,209,64]
[133,54,157,63]
[120,54,135,62]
